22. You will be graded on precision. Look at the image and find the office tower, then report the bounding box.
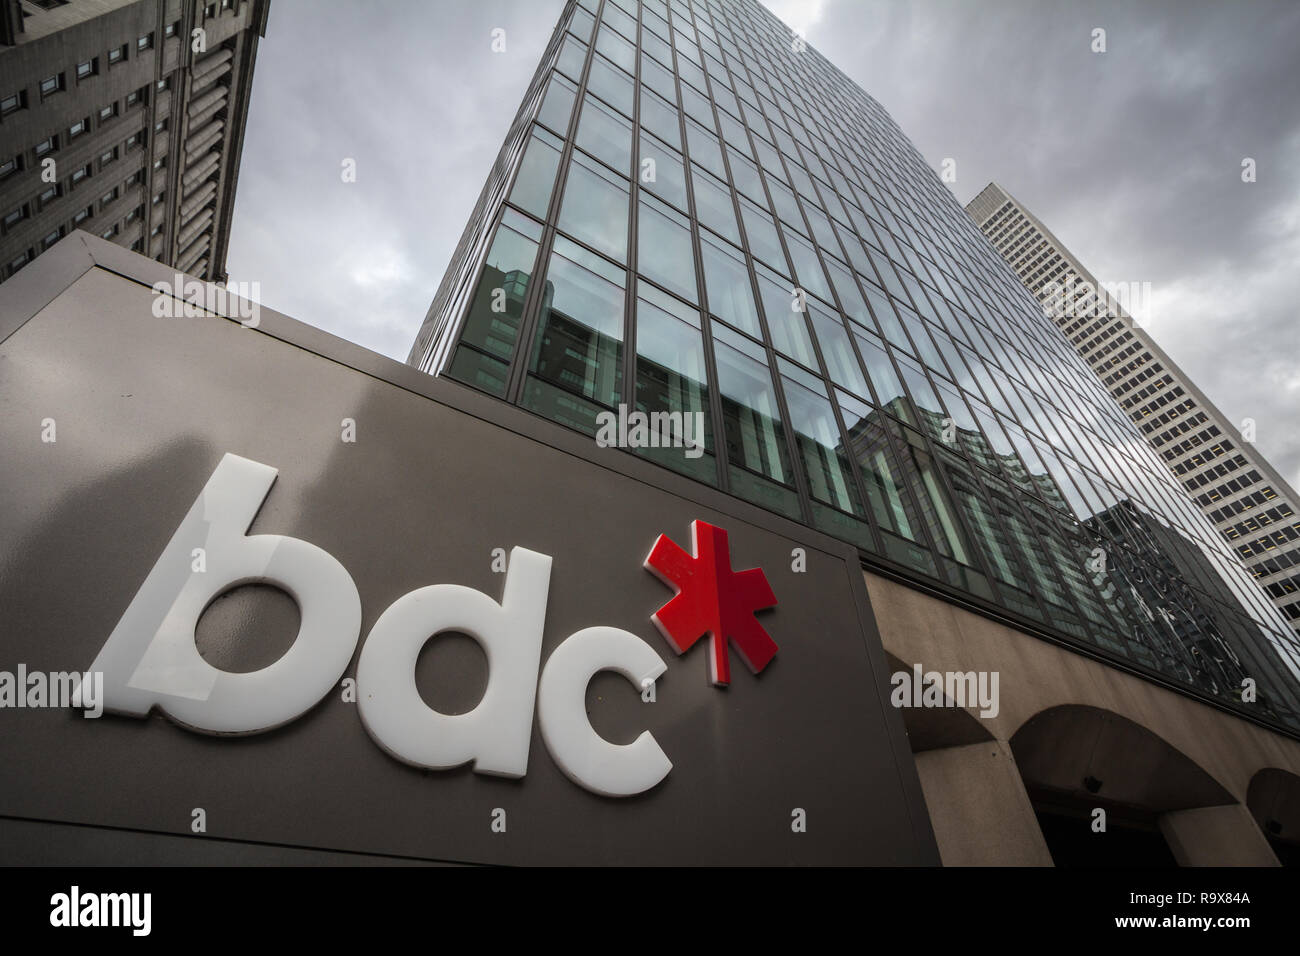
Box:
[968,182,1300,639]
[405,0,1300,861]
[0,0,268,284]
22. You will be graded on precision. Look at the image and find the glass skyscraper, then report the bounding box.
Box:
[409,0,1300,733]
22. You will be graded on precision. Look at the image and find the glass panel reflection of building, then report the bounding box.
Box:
[410,0,1300,730]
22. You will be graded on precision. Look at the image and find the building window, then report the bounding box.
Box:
[42,228,62,250]
[154,118,168,134]
[152,192,165,206]
[0,155,19,180]
[76,59,97,81]
[38,185,59,206]
[108,44,127,66]
[124,169,141,187]
[152,157,165,172]
[0,90,26,117]
[125,131,142,150]
[70,163,90,186]
[99,188,118,210]
[73,206,91,225]
[165,22,176,38]
[2,204,27,231]
[125,86,147,108]
[101,224,118,239]
[33,136,56,157]
[69,118,88,140]
[156,78,170,92]
[555,151,630,262]
[99,148,118,167]
[125,205,142,224]
[131,238,142,252]
[39,73,65,99]
[151,224,162,237]
[522,235,628,431]
[137,34,154,52]
[99,103,117,122]
[7,250,31,275]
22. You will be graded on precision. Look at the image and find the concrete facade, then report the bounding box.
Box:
[0,0,267,284]
[868,570,1300,865]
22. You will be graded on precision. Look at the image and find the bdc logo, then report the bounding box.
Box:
[89,454,779,797]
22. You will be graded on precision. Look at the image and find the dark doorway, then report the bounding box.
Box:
[1029,789,1179,867]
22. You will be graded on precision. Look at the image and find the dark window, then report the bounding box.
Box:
[0,91,26,116]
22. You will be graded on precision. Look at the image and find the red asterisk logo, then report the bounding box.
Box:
[643,520,778,686]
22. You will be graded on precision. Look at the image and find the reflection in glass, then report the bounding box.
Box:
[713,323,797,515]
[781,364,863,516]
[634,282,714,482]
[700,231,759,336]
[523,236,625,432]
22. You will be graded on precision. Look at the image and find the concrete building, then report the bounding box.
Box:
[968,181,1300,641]
[407,0,1300,864]
[0,0,268,285]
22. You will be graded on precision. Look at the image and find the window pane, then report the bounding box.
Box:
[595,26,635,72]
[587,55,633,117]
[455,212,540,360]
[782,371,863,515]
[767,178,803,232]
[638,132,687,210]
[838,392,920,541]
[700,231,759,335]
[727,149,765,204]
[537,72,576,133]
[757,267,816,367]
[784,229,832,304]
[808,304,869,397]
[714,325,796,508]
[639,87,681,149]
[524,237,626,430]
[637,194,696,302]
[575,94,632,174]
[640,55,675,102]
[684,118,725,178]
[508,127,562,219]
[635,283,715,482]
[853,327,907,411]
[557,152,629,261]
[690,163,740,245]
[825,256,870,327]
[557,35,588,81]
[739,198,785,273]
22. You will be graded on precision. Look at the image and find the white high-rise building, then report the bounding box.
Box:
[968,182,1300,638]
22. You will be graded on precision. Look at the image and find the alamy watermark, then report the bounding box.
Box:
[1040,275,1152,327]
[0,666,103,717]
[595,404,705,459]
[151,273,260,328]
[890,664,1000,718]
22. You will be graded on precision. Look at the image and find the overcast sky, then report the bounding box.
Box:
[226,0,1300,490]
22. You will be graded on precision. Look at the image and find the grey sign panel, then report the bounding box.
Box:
[0,237,938,865]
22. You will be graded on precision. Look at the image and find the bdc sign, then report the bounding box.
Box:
[90,454,779,798]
